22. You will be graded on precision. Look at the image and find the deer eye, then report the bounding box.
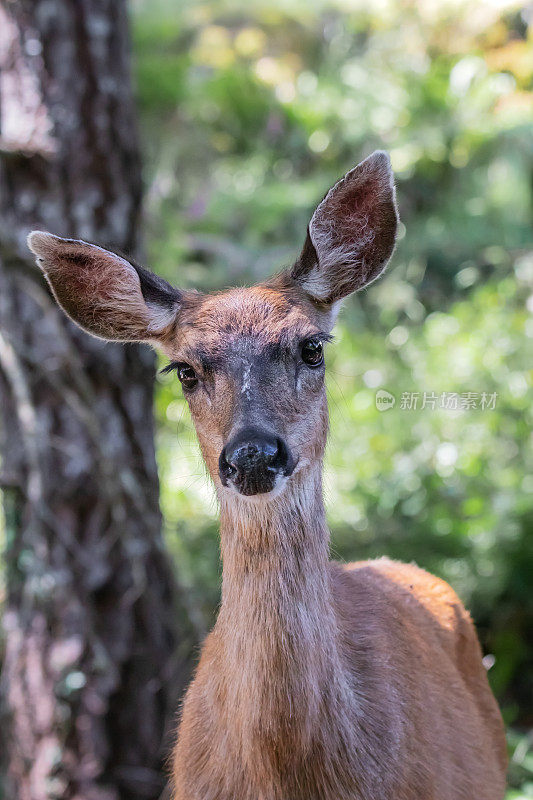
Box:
[177,363,198,391]
[301,339,324,367]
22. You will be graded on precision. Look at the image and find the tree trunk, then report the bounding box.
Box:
[0,2,193,798]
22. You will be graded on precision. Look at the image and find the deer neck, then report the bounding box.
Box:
[218,462,332,626]
[214,465,342,753]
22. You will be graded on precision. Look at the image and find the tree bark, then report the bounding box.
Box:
[0,2,193,798]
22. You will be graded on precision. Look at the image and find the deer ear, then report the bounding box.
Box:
[27,232,181,342]
[291,151,398,304]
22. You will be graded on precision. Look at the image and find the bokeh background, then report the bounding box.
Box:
[1,0,532,796]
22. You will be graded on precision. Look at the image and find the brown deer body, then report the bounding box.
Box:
[29,151,507,800]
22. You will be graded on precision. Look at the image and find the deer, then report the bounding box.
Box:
[28,151,507,800]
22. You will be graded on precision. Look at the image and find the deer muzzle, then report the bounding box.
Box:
[219,427,295,496]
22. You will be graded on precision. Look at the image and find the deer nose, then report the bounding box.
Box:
[219,428,292,496]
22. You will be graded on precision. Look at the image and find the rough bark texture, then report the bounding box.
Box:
[0,2,192,798]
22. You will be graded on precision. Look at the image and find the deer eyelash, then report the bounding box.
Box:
[312,332,334,344]
[160,361,180,375]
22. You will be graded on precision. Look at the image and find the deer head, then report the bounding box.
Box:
[28,151,398,499]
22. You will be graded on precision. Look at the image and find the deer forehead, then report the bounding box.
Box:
[168,284,325,361]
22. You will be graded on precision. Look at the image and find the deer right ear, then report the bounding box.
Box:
[27,232,181,343]
[291,151,398,305]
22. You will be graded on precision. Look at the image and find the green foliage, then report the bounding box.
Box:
[325,271,532,721]
[133,0,532,296]
[507,729,533,797]
[134,0,532,791]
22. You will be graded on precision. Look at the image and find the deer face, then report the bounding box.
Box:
[28,151,398,499]
[159,283,333,496]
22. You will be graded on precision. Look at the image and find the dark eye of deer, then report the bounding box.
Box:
[301,339,323,367]
[177,363,198,391]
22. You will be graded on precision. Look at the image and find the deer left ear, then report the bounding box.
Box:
[291,151,398,305]
[27,232,181,342]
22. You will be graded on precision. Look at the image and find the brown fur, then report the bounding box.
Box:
[172,496,506,799]
[27,152,507,800]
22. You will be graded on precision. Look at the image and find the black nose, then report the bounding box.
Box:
[219,427,292,496]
